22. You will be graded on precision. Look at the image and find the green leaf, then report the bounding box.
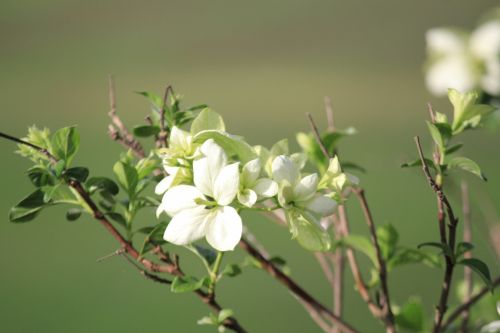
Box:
[86,177,119,195]
[50,126,80,165]
[218,309,234,322]
[171,276,205,293]
[133,125,160,138]
[339,235,378,267]
[139,221,168,256]
[222,264,242,278]
[417,242,453,258]
[43,184,77,204]
[457,258,492,290]
[388,248,441,270]
[269,256,291,275]
[52,159,66,178]
[445,143,463,155]
[27,166,54,187]
[193,245,217,266]
[449,89,495,133]
[270,139,289,156]
[395,297,425,331]
[426,121,449,155]
[66,208,82,221]
[190,108,225,135]
[9,189,46,223]
[193,130,257,163]
[113,161,139,197]
[105,212,127,228]
[456,242,474,258]
[447,157,487,181]
[287,211,331,252]
[136,91,163,107]
[400,158,436,170]
[64,167,89,182]
[377,224,399,260]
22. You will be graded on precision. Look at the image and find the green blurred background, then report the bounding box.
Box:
[1,1,499,332]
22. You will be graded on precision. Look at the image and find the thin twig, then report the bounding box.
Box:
[460,182,472,332]
[97,248,126,262]
[441,276,500,331]
[324,96,335,132]
[157,85,173,148]
[352,188,395,333]
[306,112,331,159]
[107,75,145,158]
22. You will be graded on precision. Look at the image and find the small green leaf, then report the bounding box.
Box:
[193,245,217,266]
[339,235,377,267]
[388,248,441,270]
[287,212,331,252]
[87,177,119,195]
[27,166,54,187]
[395,297,425,331]
[105,212,127,228]
[133,125,160,138]
[193,130,257,163]
[52,159,66,178]
[218,309,234,322]
[9,189,46,223]
[269,256,291,275]
[400,158,436,170]
[113,161,139,197]
[64,167,89,182]
[222,264,242,278]
[445,143,463,155]
[456,242,474,258]
[190,108,225,135]
[426,121,450,155]
[377,224,399,260]
[447,157,487,181]
[50,126,80,165]
[171,276,205,293]
[66,208,82,221]
[417,242,453,258]
[139,221,168,256]
[457,258,492,290]
[270,139,289,156]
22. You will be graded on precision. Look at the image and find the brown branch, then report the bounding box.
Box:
[107,75,145,158]
[331,216,344,333]
[157,85,173,148]
[441,276,500,331]
[239,238,360,333]
[414,136,459,333]
[460,182,472,333]
[306,112,331,159]
[352,188,395,333]
[324,96,335,132]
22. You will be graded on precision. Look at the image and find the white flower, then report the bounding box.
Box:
[470,21,500,60]
[272,155,337,217]
[426,55,478,96]
[481,57,500,95]
[426,28,467,55]
[157,139,242,251]
[237,159,278,207]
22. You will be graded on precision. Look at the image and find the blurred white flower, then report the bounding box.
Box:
[157,139,242,251]
[425,15,500,96]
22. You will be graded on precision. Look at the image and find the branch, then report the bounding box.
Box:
[460,181,472,332]
[0,132,58,164]
[239,238,360,333]
[352,188,395,332]
[107,75,145,158]
[157,85,173,148]
[306,112,331,159]
[414,136,460,333]
[441,276,500,331]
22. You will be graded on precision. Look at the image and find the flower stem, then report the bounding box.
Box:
[208,251,224,297]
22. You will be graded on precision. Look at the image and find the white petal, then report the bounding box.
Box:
[253,178,278,197]
[205,206,242,251]
[241,159,261,186]
[155,175,175,195]
[304,195,337,216]
[294,173,319,201]
[481,58,500,95]
[237,189,257,207]
[193,157,214,197]
[271,155,300,185]
[200,139,227,169]
[213,162,240,206]
[163,207,210,245]
[170,126,191,152]
[426,56,477,96]
[426,28,466,55]
[470,21,500,60]
[161,185,204,216]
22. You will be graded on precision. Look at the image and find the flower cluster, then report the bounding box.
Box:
[155,109,353,252]
[425,9,500,97]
